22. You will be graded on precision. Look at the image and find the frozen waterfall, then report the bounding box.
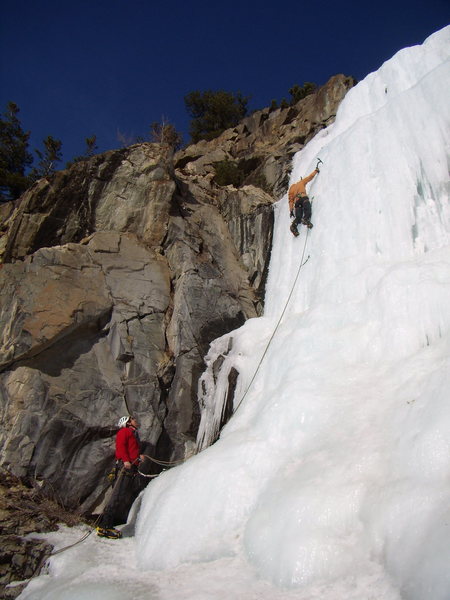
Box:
[136,25,450,600]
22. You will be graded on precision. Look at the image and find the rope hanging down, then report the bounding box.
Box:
[232,206,313,416]
[122,197,314,453]
[47,200,314,559]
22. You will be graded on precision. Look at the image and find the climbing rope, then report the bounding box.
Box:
[31,201,314,566]
[40,452,188,560]
[47,474,117,557]
[22,513,99,583]
[141,453,194,467]
[137,469,160,479]
[49,526,95,555]
[232,210,313,416]
[116,201,313,477]
[137,451,198,477]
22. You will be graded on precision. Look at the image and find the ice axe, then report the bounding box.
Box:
[316,158,323,171]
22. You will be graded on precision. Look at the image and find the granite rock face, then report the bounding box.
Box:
[0,233,173,509]
[0,145,266,509]
[0,75,354,509]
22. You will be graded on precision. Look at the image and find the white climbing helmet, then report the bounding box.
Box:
[117,415,130,428]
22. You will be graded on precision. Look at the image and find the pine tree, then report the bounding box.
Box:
[289,82,317,104]
[83,135,98,159]
[67,135,99,167]
[0,102,33,202]
[31,135,63,179]
[150,118,182,150]
[184,90,249,143]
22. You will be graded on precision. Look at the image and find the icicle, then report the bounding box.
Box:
[196,334,237,451]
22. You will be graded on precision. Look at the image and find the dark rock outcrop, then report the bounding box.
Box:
[0,470,80,599]
[0,74,354,512]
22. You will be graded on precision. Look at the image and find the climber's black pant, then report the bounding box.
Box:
[99,466,141,529]
[294,196,312,224]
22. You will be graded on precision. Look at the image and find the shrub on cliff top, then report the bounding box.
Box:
[185,90,249,144]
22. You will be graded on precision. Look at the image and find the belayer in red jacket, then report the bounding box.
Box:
[97,415,145,539]
[115,416,143,468]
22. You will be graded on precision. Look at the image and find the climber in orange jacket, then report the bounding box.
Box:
[288,167,319,236]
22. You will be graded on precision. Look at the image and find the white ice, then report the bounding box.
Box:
[18,25,450,600]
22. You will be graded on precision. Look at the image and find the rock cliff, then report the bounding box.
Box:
[0,74,354,510]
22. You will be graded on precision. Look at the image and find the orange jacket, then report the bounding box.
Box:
[288,169,318,211]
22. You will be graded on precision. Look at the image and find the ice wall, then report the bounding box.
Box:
[136,27,450,599]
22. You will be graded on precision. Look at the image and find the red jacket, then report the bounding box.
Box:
[115,426,140,464]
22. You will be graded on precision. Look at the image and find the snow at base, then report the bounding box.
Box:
[18,26,450,600]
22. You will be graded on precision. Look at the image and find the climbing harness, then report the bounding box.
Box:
[232,200,314,416]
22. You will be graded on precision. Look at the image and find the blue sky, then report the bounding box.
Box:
[1,0,448,164]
